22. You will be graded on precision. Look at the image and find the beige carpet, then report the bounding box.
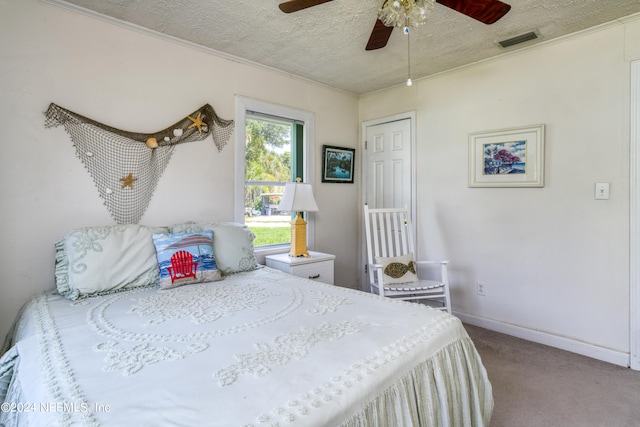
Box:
[464,324,640,427]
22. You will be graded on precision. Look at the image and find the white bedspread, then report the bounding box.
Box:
[0,267,492,426]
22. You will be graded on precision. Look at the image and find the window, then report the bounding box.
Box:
[244,115,298,247]
[234,97,315,252]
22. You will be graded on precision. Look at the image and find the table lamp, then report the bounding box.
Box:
[279,178,319,257]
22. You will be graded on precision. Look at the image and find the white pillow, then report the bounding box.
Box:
[169,222,259,275]
[374,252,419,285]
[55,224,167,300]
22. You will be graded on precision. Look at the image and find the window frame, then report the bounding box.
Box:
[234,96,315,256]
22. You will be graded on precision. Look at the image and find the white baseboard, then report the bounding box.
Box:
[455,311,630,368]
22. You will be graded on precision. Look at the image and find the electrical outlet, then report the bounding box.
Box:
[477,281,486,296]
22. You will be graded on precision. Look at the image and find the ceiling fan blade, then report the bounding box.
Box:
[436,0,511,25]
[279,0,334,13]
[366,19,394,51]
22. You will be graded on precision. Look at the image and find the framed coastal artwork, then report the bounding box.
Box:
[468,124,545,187]
[322,145,355,183]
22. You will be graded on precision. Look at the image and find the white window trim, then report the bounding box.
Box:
[234,96,316,256]
[630,59,640,370]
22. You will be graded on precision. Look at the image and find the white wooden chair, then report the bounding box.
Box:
[364,205,451,313]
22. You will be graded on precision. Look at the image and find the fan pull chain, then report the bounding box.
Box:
[406,27,412,86]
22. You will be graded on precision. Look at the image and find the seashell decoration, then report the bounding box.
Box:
[173,128,183,137]
[105,188,113,195]
[146,137,158,149]
[86,152,93,157]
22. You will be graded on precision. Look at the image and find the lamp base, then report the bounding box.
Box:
[288,212,310,257]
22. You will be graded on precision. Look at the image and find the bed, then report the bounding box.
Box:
[0,222,492,426]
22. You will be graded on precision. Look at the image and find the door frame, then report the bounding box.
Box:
[630,59,640,370]
[360,111,417,291]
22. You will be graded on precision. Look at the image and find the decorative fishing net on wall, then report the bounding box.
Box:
[44,103,234,224]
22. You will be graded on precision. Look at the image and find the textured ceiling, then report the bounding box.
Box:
[46,0,640,96]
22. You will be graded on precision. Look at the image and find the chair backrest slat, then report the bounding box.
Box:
[371,211,381,258]
[399,211,411,255]
[364,205,415,264]
[384,212,393,256]
[395,212,403,255]
[384,212,394,257]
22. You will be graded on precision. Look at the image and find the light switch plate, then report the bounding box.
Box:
[595,183,610,200]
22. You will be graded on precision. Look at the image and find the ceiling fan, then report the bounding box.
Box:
[278,0,334,13]
[278,0,511,50]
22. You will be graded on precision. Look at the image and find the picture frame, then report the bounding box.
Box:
[469,124,545,188]
[322,145,355,183]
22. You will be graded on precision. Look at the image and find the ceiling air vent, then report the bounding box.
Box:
[498,30,540,48]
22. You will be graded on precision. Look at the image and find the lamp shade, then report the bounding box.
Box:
[279,181,319,213]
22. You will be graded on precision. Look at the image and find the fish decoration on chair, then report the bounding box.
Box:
[384,261,417,279]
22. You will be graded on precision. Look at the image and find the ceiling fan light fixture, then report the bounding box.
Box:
[378,0,435,29]
[375,0,439,88]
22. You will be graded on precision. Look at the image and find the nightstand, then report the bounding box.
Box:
[265,251,335,285]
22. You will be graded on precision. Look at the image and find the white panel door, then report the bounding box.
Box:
[365,118,413,212]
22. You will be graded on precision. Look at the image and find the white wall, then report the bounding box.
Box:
[360,17,640,365]
[0,0,359,340]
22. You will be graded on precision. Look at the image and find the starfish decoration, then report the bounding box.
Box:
[120,173,138,189]
[187,112,206,134]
